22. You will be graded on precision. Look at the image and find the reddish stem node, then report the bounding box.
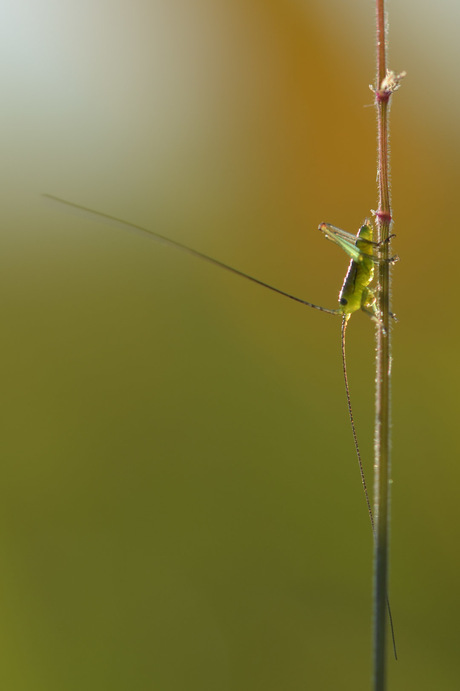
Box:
[376,89,391,104]
[375,209,392,224]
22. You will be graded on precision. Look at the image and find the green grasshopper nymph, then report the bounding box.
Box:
[44,195,397,656]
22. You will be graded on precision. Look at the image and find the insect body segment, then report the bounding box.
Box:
[319,220,379,322]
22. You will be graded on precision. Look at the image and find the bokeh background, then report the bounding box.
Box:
[1,0,458,688]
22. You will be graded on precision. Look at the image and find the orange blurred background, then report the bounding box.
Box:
[0,1,458,688]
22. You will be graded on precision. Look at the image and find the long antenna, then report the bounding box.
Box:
[43,195,339,317]
[45,193,396,655]
[340,315,397,659]
[341,315,374,527]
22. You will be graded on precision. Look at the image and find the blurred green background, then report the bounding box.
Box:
[0,0,458,688]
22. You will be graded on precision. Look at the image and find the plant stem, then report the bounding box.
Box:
[373,1,395,688]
